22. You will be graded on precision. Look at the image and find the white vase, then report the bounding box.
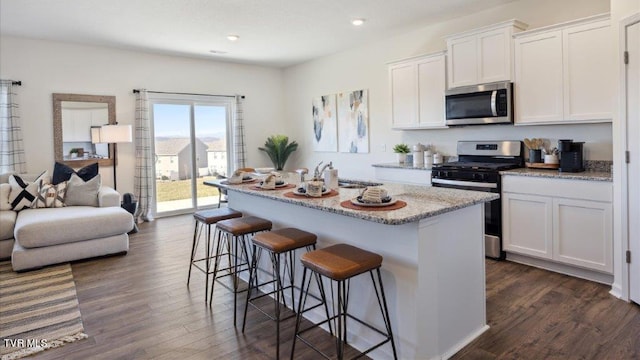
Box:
[397,153,407,163]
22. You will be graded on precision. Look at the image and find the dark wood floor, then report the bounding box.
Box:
[34,214,639,360]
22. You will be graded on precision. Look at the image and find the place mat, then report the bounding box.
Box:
[0,261,88,359]
[283,189,339,199]
[220,179,258,185]
[251,183,297,191]
[340,199,407,211]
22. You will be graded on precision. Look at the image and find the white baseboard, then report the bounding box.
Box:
[441,325,490,360]
[506,252,614,285]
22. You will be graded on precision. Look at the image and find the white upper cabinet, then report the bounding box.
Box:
[562,20,613,121]
[446,20,528,89]
[514,14,612,125]
[389,52,447,129]
[389,61,417,129]
[514,31,564,123]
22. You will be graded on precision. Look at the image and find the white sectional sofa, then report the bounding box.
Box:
[0,173,133,271]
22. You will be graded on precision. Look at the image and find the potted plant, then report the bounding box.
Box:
[393,143,410,163]
[69,148,79,159]
[259,134,299,170]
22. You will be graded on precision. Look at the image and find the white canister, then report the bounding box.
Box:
[413,150,424,166]
[544,154,559,164]
[424,150,433,168]
[323,168,339,190]
[433,153,443,165]
[412,143,425,167]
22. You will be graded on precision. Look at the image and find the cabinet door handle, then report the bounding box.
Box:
[491,90,498,116]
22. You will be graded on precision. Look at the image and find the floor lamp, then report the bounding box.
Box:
[92,124,133,190]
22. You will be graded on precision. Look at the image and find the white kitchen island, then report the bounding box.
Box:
[206,175,498,359]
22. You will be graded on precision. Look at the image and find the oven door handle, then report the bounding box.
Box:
[490,90,498,116]
[432,178,498,189]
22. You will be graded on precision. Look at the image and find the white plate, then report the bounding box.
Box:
[254,167,275,174]
[350,197,397,207]
[259,181,288,188]
[293,188,330,196]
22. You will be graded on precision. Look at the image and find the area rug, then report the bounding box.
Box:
[0,262,88,359]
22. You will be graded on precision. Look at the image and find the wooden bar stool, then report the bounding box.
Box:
[188,208,242,303]
[241,228,331,360]
[212,215,272,325]
[291,243,398,360]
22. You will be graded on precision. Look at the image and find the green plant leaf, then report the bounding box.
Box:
[393,143,410,153]
[258,134,298,170]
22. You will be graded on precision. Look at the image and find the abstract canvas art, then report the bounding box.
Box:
[312,94,337,152]
[337,89,369,153]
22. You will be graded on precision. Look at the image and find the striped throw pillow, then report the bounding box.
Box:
[33,180,67,208]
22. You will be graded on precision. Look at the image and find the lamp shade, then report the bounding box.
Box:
[92,124,132,144]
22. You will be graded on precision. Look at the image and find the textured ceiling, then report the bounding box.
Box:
[0,0,516,68]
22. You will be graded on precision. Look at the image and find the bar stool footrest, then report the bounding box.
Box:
[295,311,393,360]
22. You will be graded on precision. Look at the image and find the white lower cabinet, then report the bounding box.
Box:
[503,193,553,259]
[552,198,612,272]
[374,166,431,186]
[502,176,612,274]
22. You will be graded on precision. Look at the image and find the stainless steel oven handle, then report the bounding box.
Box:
[490,90,498,116]
[432,178,498,189]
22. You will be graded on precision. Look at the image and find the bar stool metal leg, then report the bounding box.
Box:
[187,219,201,286]
[291,244,397,360]
[188,208,243,304]
[241,228,320,359]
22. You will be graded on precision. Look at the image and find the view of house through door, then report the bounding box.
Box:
[150,94,232,216]
[625,17,640,305]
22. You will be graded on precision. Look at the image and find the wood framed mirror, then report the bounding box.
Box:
[53,93,116,167]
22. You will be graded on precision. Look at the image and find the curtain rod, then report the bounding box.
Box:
[132,89,244,99]
[12,81,22,86]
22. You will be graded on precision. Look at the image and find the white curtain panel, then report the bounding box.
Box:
[233,95,246,170]
[0,80,26,173]
[133,89,154,223]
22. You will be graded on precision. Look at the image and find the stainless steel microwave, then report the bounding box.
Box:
[445,81,513,126]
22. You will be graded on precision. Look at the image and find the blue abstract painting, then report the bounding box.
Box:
[338,89,369,153]
[312,94,337,152]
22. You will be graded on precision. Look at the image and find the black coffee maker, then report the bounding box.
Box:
[558,139,585,173]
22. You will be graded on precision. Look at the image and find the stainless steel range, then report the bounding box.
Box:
[431,141,524,259]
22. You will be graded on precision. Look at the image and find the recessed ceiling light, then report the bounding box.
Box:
[209,50,228,55]
[351,18,365,26]
[227,34,240,41]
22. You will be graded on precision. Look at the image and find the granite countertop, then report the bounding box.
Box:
[500,168,612,182]
[372,163,432,171]
[205,173,498,225]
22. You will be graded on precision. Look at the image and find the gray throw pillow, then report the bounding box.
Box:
[65,173,101,207]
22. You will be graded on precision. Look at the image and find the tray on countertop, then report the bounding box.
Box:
[525,162,560,170]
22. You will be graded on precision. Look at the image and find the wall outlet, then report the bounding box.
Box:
[381,144,386,152]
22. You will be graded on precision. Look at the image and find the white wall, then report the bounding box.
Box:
[283,0,612,180]
[0,36,285,194]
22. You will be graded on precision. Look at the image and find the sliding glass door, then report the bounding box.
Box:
[150,94,232,217]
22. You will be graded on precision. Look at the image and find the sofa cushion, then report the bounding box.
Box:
[65,173,101,207]
[0,210,17,240]
[0,183,11,211]
[32,181,67,208]
[52,162,99,185]
[15,206,133,248]
[9,171,48,211]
